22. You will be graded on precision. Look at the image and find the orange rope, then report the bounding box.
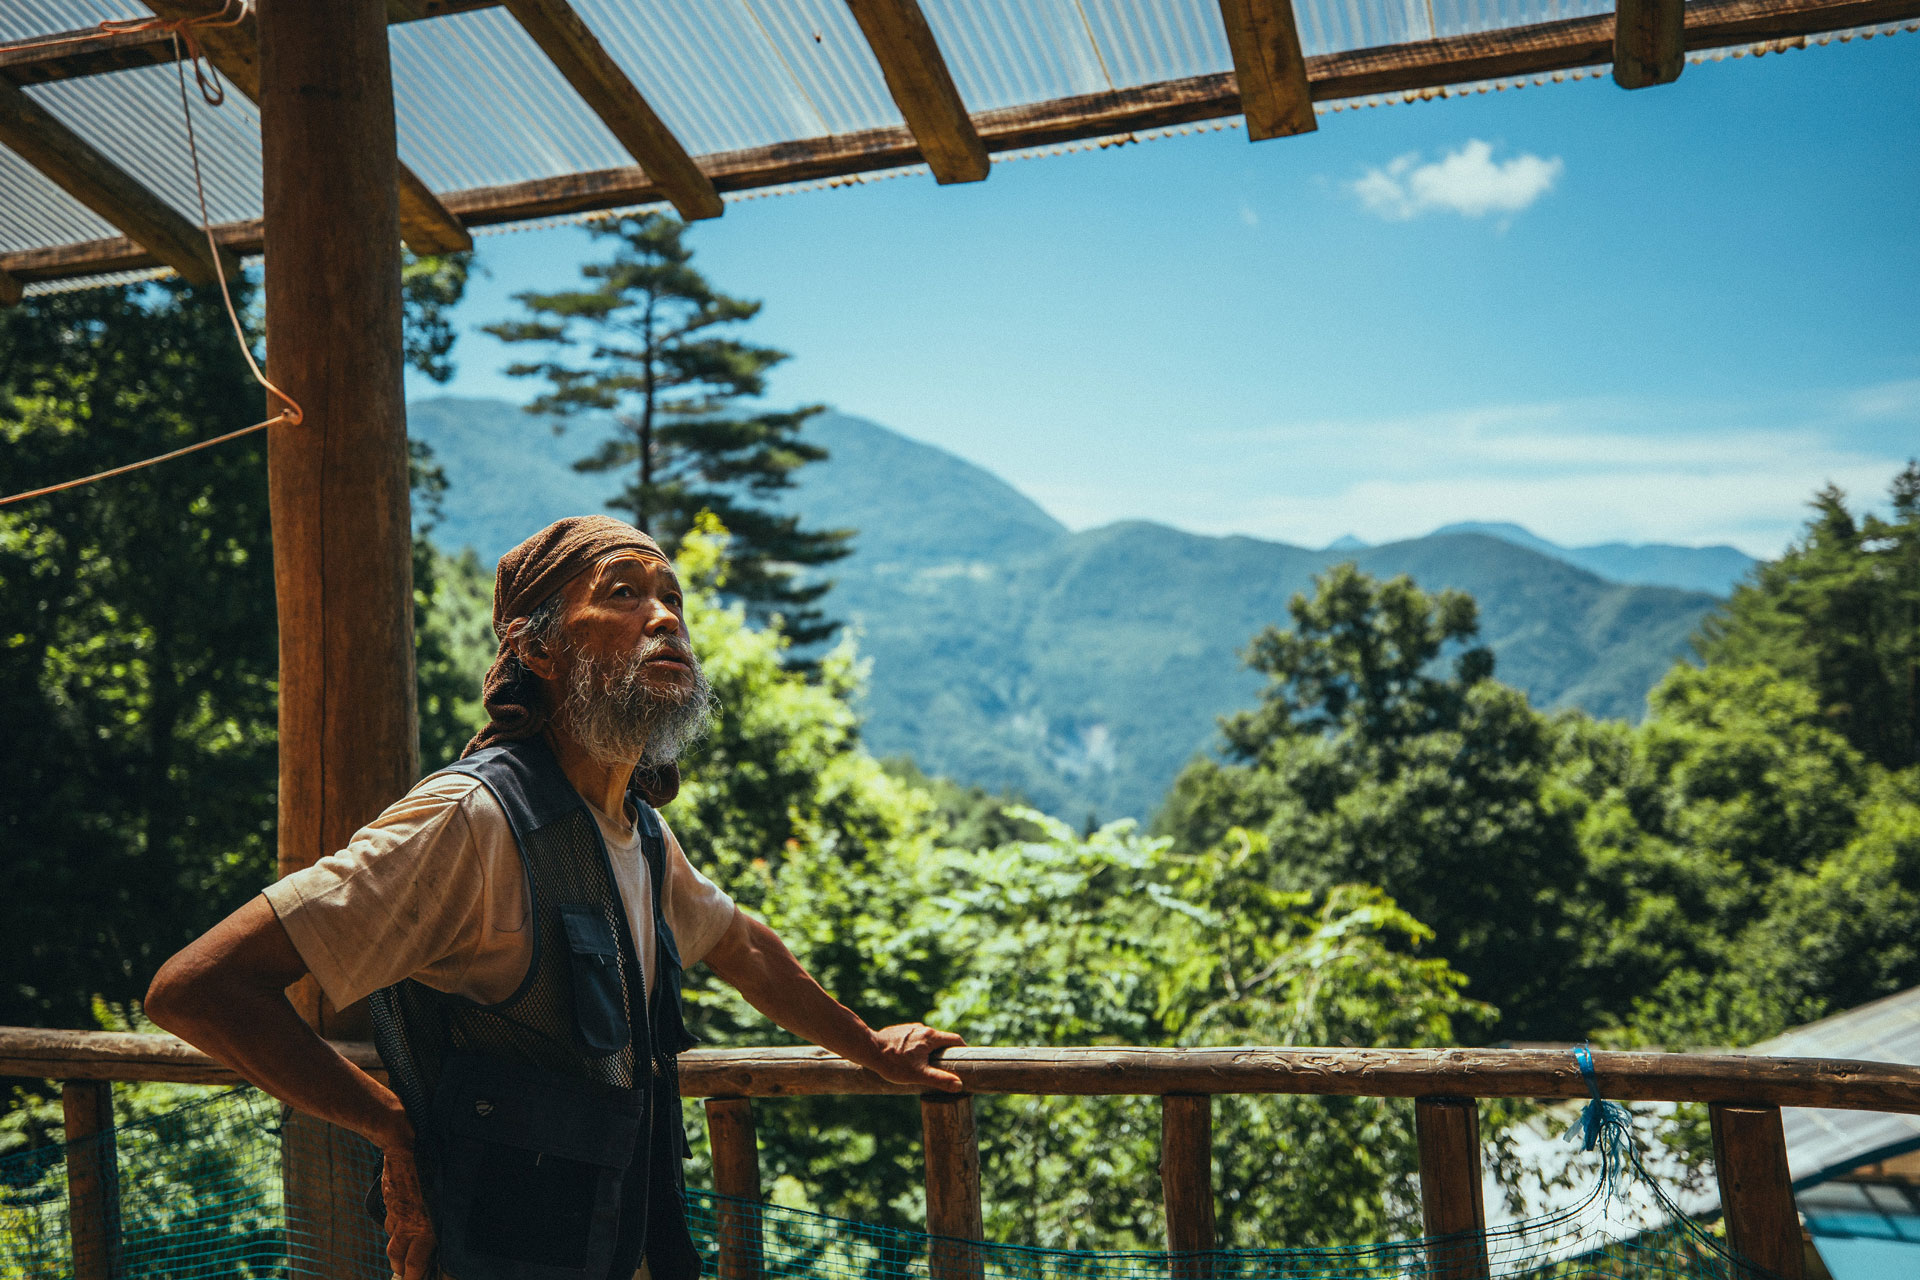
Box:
[0,2,305,509]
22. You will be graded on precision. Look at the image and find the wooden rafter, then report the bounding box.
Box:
[846,0,988,185]
[499,0,722,220]
[2,2,503,87]
[6,0,1915,285]
[1217,0,1317,138]
[0,78,233,285]
[135,0,473,254]
[1615,0,1687,86]
[0,26,177,85]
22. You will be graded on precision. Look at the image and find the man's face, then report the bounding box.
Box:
[548,551,713,767]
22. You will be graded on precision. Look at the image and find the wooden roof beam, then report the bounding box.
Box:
[1615,0,1686,86]
[1217,0,1317,139]
[0,79,234,285]
[0,26,176,85]
[12,0,1920,285]
[139,0,473,254]
[499,0,722,220]
[846,0,988,185]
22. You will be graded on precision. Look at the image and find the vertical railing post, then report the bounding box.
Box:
[1710,1103,1805,1280]
[921,1094,984,1280]
[1415,1097,1488,1280]
[705,1098,764,1280]
[1161,1094,1216,1280]
[62,1080,122,1280]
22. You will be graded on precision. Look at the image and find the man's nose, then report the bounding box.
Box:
[641,598,684,637]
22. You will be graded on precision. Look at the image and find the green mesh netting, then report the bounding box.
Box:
[1,1086,1776,1280]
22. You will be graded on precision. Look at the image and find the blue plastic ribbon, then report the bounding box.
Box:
[1574,1043,1604,1151]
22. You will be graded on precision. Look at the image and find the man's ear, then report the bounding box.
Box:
[508,618,562,681]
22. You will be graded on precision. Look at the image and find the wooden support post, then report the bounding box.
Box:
[0,265,22,308]
[0,79,235,284]
[1415,1097,1488,1280]
[259,0,417,1269]
[62,1081,122,1280]
[921,1094,985,1280]
[705,1098,765,1280]
[1614,0,1685,87]
[143,0,472,255]
[1161,1095,1215,1280]
[846,0,989,184]
[1711,1103,1805,1280]
[1215,0,1317,139]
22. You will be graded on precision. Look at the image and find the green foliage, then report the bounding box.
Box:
[1696,463,1920,770]
[0,273,477,1029]
[413,541,493,768]
[1564,664,1920,1049]
[484,214,851,645]
[0,281,279,1030]
[924,814,1484,1249]
[401,251,474,385]
[663,522,1484,1243]
[2,1005,286,1279]
[666,517,946,1224]
[1159,566,1584,1042]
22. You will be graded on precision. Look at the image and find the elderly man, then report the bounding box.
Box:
[146,516,964,1280]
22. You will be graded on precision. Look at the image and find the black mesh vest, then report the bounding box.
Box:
[369,737,702,1280]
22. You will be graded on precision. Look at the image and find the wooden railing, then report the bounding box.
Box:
[9,1028,1920,1280]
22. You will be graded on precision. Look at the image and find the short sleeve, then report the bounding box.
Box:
[659,820,737,969]
[261,773,507,1009]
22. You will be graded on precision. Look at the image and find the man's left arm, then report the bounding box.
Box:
[701,909,965,1091]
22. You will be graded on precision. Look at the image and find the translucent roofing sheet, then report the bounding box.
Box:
[26,62,262,225]
[390,8,631,191]
[0,144,117,254]
[3,0,1909,272]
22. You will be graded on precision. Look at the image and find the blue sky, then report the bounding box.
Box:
[410,33,1920,559]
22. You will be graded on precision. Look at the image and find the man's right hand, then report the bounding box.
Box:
[381,1147,438,1280]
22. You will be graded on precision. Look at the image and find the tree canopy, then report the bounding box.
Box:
[1160,479,1920,1051]
[1158,564,1582,1042]
[1696,463,1920,771]
[486,213,851,646]
[0,262,486,1028]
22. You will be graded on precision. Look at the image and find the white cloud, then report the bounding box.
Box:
[1351,140,1563,221]
[1847,378,1920,420]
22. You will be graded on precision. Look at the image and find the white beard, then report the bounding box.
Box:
[561,633,715,768]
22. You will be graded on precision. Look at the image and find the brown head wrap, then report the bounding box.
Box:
[462,515,682,806]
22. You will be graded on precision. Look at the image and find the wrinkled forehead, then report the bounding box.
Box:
[567,548,678,596]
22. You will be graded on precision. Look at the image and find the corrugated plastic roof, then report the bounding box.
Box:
[2,0,1916,283]
[1751,985,1920,1189]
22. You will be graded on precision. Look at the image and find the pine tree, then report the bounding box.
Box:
[485,213,851,645]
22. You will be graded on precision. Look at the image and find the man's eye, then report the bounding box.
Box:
[611,585,635,598]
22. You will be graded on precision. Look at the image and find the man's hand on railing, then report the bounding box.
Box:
[867,1023,968,1092]
[381,1145,437,1280]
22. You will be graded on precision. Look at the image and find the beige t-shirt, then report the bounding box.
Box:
[262,771,738,1011]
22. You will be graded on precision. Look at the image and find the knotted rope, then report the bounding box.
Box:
[0,1,304,508]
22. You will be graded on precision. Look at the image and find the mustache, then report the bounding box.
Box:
[637,634,695,664]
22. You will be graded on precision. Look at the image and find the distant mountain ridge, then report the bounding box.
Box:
[1428,522,1756,595]
[409,397,1726,820]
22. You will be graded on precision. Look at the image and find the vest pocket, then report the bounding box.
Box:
[560,904,631,1056]
[429,1054,644,1280]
